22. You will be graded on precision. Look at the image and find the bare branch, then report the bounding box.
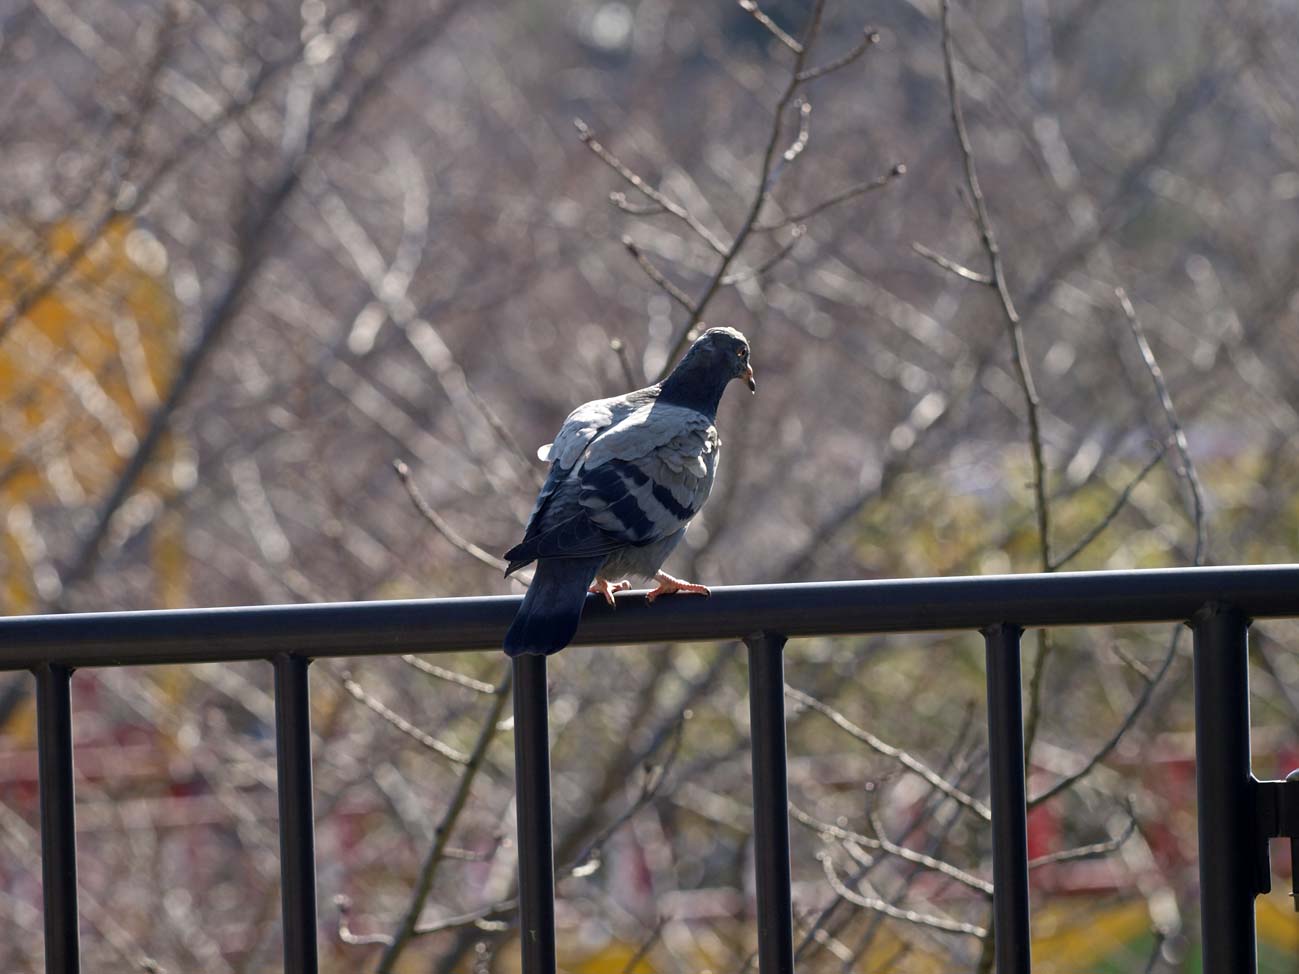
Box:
[781,99,812,166]
[609,338,640,388]
[758,164,905,231]
[910,241,993,285]
[609,192,667,217]
[393,460,514,576]
[818,851,987,938]
[336,896,397,948]
[374,669,512,972]
[721,226,804,285]
[619,917,668,974]
[575,118,729,255]
[786,685,992,820]
[1049,445,1168,570]
[401,655,497,695]
[1030,627,1181,807]
[938,0,1050,568]
[335,669,469,765]
[791,804,992,894]
[937,0,1054,759]
[738,0,803,53]
[1029,811,1137,868]
[1116,288,1208,562]
[622,237,699,313]
[796,28,880,82]
[656,0,828,380]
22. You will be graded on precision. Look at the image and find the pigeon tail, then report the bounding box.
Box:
[504,556,604,657]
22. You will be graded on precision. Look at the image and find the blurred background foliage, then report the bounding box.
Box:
[1,0,1298,971]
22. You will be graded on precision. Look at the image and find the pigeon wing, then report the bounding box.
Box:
[576,402,720,548]
[505,390,656,570]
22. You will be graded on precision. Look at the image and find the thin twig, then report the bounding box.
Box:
[790,804,992,894]
[1049,445,1168,570]
[910,241,992,285]
[619,916,668,974]
[564,715,689,877]
[622,237,699,313]
[374,669,512,972]
[868,811,993,894]
[1028,810,1137,868]
[609,192,667,217]
[655,0,828,380]
[720,226,804,285]
[400,704,690,949]
[938,0,1053,761]
[336,669,469,764]
[1028,289,1210,804]
[758,164,905,232]
[738,0,803,53]
[786,685,991,820]
[575,118,728,256]
[1116,287,1207,562]
[401,655,496,695]
[393,459,514,575]
[818,851,986,938]
[1111,641,1154,683]
[796,28,880,82]
[1029,627,1182,807]
[610,338,640,388]
[781,99,812,165]
[336,896,398,947]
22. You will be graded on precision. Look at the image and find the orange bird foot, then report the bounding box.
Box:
[588,578,632,606]
[645,571,711,604]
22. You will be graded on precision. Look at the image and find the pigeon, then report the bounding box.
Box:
[502,326,755,657]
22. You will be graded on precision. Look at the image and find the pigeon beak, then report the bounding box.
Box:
[742,363,756,393]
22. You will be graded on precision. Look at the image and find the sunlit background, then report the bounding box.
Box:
[2,0,1299,970]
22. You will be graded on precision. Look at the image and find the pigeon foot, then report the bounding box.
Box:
[588,578,631,606]
[645,571,711,604]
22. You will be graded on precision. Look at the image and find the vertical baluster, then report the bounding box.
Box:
[1191,604,1256,974]
[745,631,794,974]
[513,654,556,974]
[273,654,319,974]
[35,663,79,974]
[983,624,1031,974]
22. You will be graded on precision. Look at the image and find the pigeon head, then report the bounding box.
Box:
[658,326,755,416]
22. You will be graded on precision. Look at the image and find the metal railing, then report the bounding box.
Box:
[6,563,1299,974]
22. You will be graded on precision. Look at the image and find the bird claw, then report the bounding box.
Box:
[645,572,711,604]
[588,578,631,606]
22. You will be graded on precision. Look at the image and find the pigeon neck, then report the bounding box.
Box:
[658,360,728,417]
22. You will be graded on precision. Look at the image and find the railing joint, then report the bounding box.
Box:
[1252,772,1299,907]
[1188,600,1251,629]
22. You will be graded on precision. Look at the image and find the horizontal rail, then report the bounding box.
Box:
[4,565,1299,667]
[2,565,1299,669]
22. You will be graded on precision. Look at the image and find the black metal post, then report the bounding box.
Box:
[745,631,794,974]
[1191,604,1256,974]
[35,663,79,974]
[983,624,1031,974]
[273,654,319,974]
[512,654,557,974]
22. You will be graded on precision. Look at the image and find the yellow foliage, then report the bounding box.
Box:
[0,216,182,615]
